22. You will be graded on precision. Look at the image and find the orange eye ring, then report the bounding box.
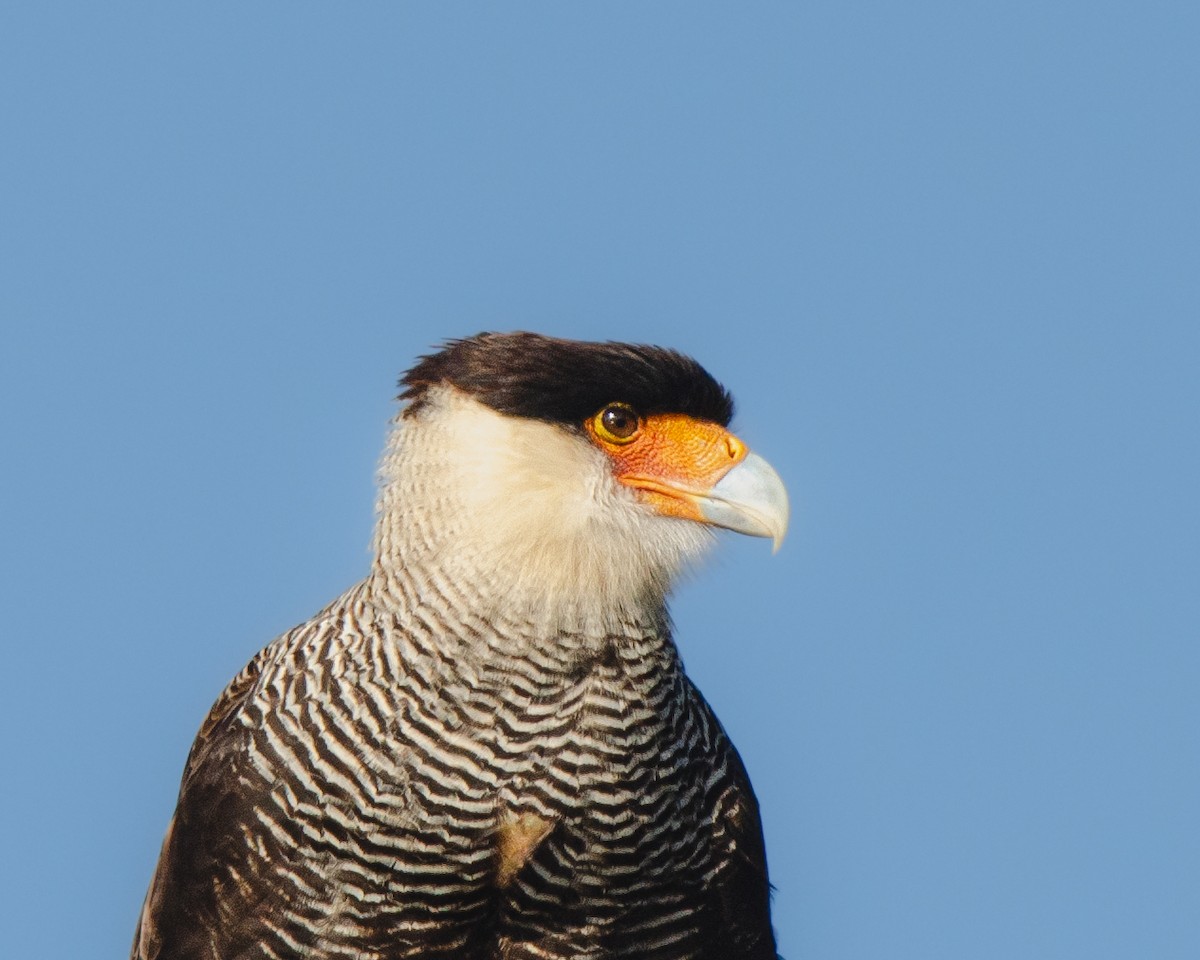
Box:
[592,403,641,444]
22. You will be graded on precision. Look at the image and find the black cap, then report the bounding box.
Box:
[401,332,734,428]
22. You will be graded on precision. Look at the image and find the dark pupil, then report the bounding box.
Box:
[602,406,636,438]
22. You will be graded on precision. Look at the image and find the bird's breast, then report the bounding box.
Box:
[207,605,740,958]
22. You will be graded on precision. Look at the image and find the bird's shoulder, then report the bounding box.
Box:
[132,607,360,960]
[183,643,271,772]
[183,594,379,764]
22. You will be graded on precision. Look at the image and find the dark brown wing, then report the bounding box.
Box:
[130,649,271,960]
[691,684,780,960]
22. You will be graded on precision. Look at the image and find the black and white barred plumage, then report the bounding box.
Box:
[133,333,787,960]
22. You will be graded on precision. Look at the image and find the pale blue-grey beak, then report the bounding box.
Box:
[696,452,790,551]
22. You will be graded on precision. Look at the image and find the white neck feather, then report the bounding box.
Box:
[371,388,713,633]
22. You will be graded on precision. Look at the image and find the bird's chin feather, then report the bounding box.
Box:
[374,387,713,626]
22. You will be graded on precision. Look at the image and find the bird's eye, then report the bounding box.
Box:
[593,403,641,444]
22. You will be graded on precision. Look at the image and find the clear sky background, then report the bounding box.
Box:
[2,4,1197,958]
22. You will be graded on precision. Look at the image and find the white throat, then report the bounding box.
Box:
[371,388,713,631]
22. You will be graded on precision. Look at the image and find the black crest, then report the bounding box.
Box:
[401,332,734,427]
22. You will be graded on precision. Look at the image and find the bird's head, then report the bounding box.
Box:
[375,333,788,622]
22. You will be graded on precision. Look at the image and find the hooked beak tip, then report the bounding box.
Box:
[696,452,790,549]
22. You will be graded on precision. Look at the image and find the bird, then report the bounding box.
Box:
[131,332,789,960]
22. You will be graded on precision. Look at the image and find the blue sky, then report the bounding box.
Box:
[2,3,1197,958]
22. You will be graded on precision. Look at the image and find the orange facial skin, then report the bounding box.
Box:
[585,411,749,521]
